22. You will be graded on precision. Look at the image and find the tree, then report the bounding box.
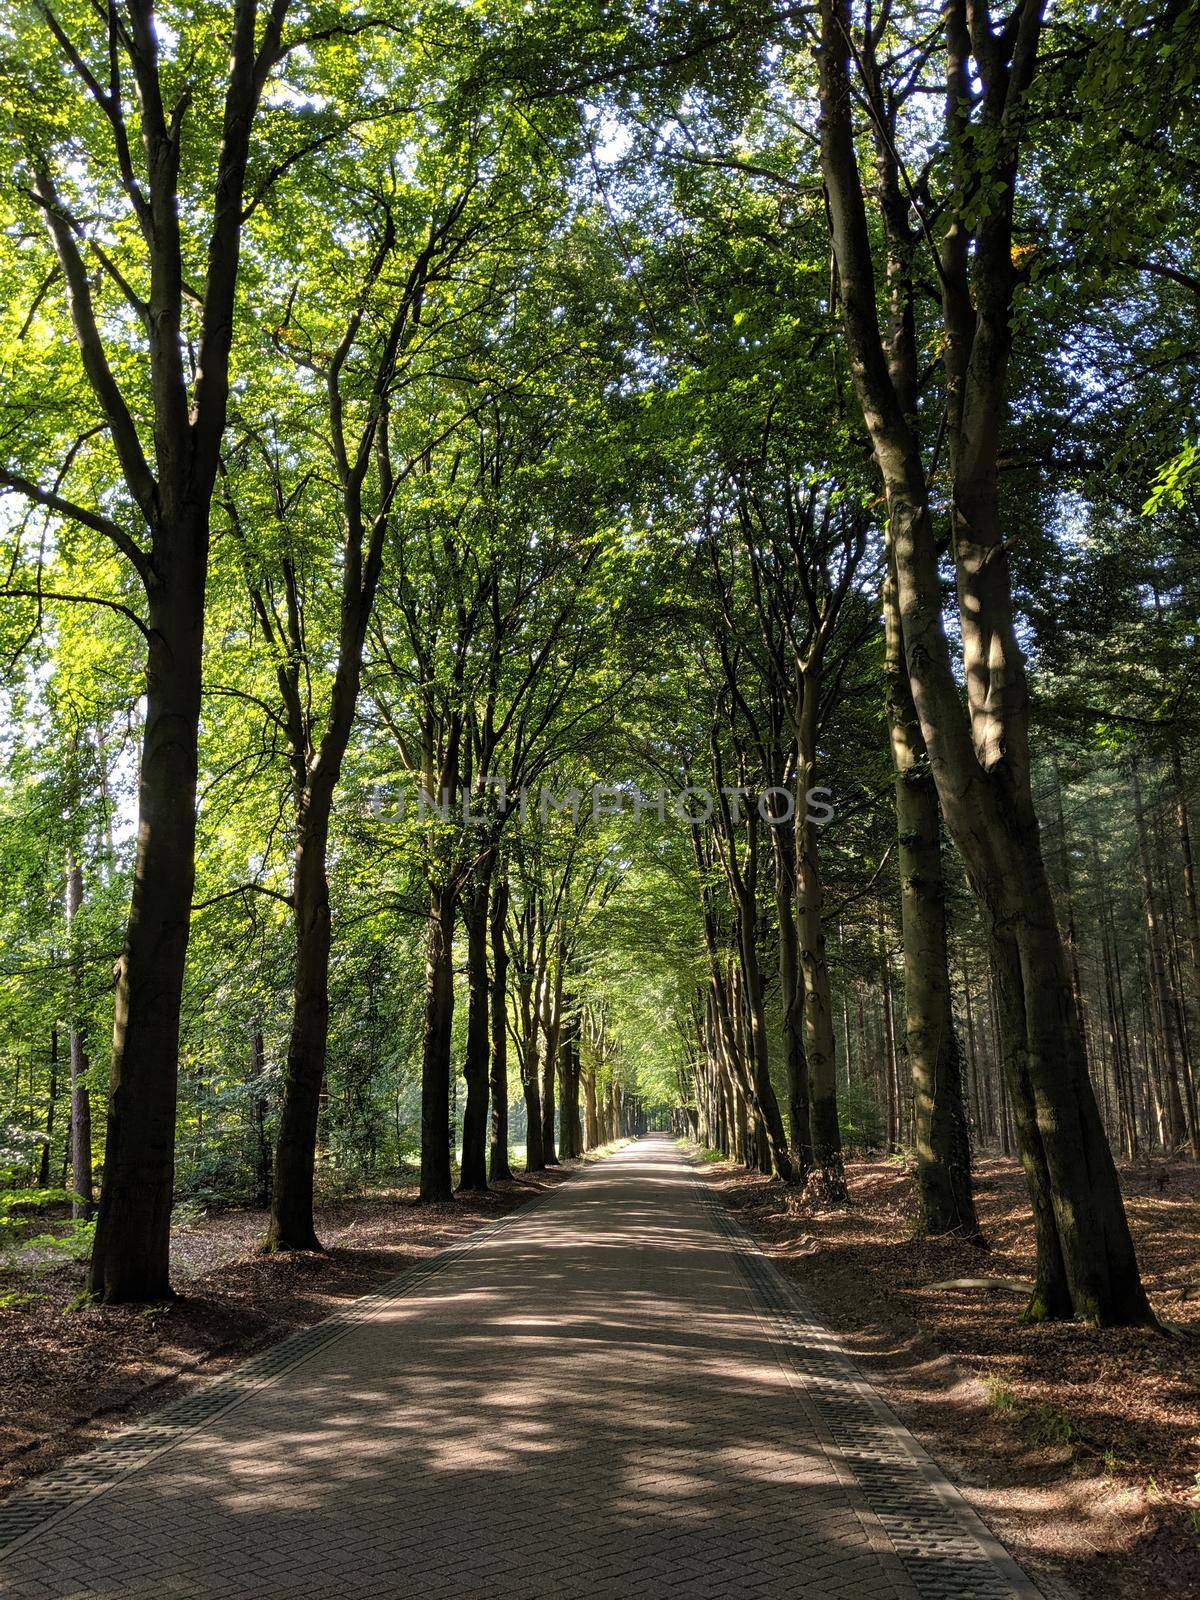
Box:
[219,139,489,1248]
[1,0,301,1300]
[817,0,1151,1321]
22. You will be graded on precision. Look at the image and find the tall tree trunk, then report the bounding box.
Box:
[711,787,795,1184]
[735,910,795,1182]
[1111,920,1140,1153]
[714,979,749,1163]
[1052,762,1098,1108]
[796,788,845,1197]
[960,959,985,1144]
[540,961,563,1166]
[249,196,431,1245]
[459,872,491,1192]
[710,1008,727,1152]
[732,1062,748,1159]
[68,1030,92,1219]
[488,868,513,1182]
[886,559,980,1237]
[38,1025,59,1189]
[558,1006,582,1159]
[520,997,546,1173]
[772,823,812,1172]
[419,883,457,1202]
[583,1061,598,1150]
[571,1016,583,1154]
[727,965,755,1172]
[842,980,854,1091]
[1172,742,1200,1026]
[65,858,93,1220]
[716,1049,729,1152]
[691,821,784,1175]
[250,1026,271,1209]
[1136,947,1163,1146]
[267,786,336,1250]
[1159,808,1199,1150]
[1131,758,1190,1154]
[89,578,205,1302]
[880,918,899,1149]
[1100,907,1135,1157]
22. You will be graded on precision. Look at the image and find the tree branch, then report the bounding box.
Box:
[0,584,151,641]
[28,165,160,528]
[0,469,153,587]
[192,882,294,912]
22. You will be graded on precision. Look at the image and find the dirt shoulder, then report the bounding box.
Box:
[700,1151,1200,1600]
[0,1163,580,1499]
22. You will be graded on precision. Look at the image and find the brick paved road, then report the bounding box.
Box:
[0,1136,1039,1598]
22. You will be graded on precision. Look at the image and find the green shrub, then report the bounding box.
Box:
[0,1190,92,1266]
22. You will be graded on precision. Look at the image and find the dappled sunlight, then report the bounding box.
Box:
[709,1150,1200,1597]
[1,1139,1032,1598]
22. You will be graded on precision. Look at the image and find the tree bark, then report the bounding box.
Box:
[796,779,845,1197]
[488,868,514,1182]
[419,884,457,1202]
[65,858,93,1220]
[772,823,813,1171]
[518,973,545,1172]
[736,907,794,1181]
[459,872,491,1191]
[250,1026,271,1209]
[1131,758,1190,1153]
[708,784,796,1184]
[713,970,749,1162]
[540,960,563,1165]
[583,1061,599,1150]
[90,576,205,1300]
[960,959,985,1143]
[1099,894,1135,1156]
[1157,802,1198,1148]
[880,918,899,1149]
[886,554,980,1238]
[558,1006,582,1159]
[1172,742,1200,1024]
[37,1026,59,1190]
[267,786,335,1250]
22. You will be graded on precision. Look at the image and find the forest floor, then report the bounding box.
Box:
[0,1159,586,1499]
[704,1150,1200,1600]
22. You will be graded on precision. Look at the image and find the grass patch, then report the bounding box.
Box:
[673,1138,725,1164]
[1025,1400,1075,1446]
[984,1377,1019,1415]
[581,1138,634,1164]
[985,1377,1076,1450]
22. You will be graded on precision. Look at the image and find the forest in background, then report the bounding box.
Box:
[0,0,1195,1332]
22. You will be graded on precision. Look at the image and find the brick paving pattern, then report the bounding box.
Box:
[0,1136,1040,1598]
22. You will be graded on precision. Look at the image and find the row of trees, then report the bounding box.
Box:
[684,747,1200,1169]
[0,0,1196,1326]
